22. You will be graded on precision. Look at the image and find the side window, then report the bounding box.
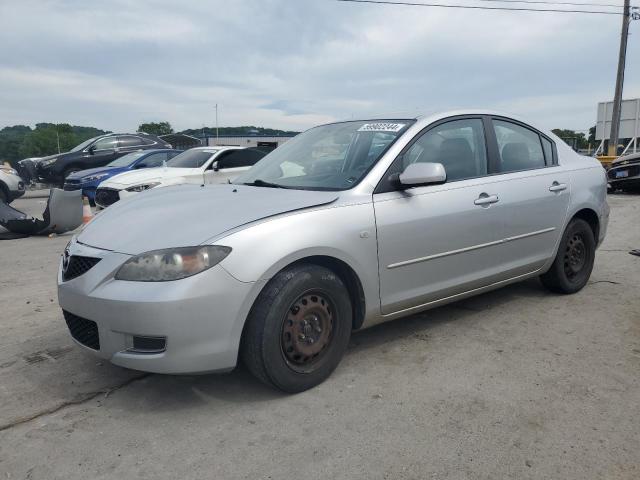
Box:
[217,149,266,169]
[402,118,488,182]
[493,120,546,172]
[541,136,554,165]
[119,135,145,148]
[140,153,167,168]
[93,137,118,150]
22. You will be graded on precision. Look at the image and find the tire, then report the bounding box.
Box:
[241,264,352,393]
[540,218,595,294]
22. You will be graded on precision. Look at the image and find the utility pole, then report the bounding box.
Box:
[56,125,61,154]
[608,0,631,156]
[215,104,219,145]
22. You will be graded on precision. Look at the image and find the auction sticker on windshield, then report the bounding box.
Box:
[357,123,405,133]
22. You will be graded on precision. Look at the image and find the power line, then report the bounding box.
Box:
[479,0,627,9]
[335,0,626,14]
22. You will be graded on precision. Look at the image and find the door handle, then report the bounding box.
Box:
[549,182,567,192]
[474,193,499,206]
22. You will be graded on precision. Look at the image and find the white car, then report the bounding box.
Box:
[0,165,26,203]
[94,146,266,208]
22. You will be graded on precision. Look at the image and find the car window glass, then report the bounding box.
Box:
[233,120,411,190]
[402,118,488,182]
[119,136,145,148]
[166,150,218,168]
[93,137,118,150]
[493,120,546,172]
[140,153,167,168]
[216,149,267,169]
[541,136,554,165]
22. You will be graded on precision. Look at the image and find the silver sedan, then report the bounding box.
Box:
[58,110,609,392]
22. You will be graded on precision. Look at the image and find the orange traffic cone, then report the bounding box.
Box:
[82,196,94,225]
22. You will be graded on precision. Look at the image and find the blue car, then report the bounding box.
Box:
[63,149,182,204]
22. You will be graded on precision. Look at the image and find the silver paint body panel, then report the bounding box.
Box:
[58,110,609,373]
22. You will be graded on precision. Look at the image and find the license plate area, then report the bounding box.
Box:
[615,170,629,178]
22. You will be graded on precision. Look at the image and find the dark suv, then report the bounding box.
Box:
[36,133,172,185]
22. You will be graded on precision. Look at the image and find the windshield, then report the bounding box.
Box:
[166,149,218,168]
[234,120,412,190]
[70,136,101,152]
[107,151,148,167]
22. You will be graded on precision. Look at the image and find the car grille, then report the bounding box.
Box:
[609,164,639,179]
[63,311,100,350]
[62,255,101,282]
[95,187,120,207]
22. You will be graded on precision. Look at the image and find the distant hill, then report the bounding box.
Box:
[180,126,299,137]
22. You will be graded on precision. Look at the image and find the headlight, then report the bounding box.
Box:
[39,158,57,167]
[115,245,232,282]
[85,173,110,182]
[0,167,18,175]
[125,182,160,192]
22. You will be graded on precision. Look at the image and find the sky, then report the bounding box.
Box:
[0,0,637,134]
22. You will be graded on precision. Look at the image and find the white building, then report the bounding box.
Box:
[205,134,296,151]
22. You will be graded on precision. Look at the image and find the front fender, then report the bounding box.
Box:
[217,202,381,321]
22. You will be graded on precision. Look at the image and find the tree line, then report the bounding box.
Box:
[0,120,597,167]
[0,121,300,167]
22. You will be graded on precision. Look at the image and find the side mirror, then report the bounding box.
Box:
[134,163,147,169]
[391,162,446,188]
[88,145,96,155]
[212,161,219,172]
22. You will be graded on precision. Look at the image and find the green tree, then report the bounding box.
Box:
[552,129,588,150]
[18,123,77,158]
[137,121,173,136]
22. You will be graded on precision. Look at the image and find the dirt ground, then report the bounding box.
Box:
[1,193,638,479]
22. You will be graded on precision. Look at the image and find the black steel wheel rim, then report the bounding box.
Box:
[281,291,335,372]
[564,233,587,280]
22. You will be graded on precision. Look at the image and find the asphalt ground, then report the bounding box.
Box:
[0,193,638,479]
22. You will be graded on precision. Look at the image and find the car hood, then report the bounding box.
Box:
[68,166,124,180]
[101,167,197,187]
[77,184,339,255]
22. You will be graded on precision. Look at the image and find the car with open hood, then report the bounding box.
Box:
[63,149,182,204]
[58,110,609,392]
[94,146,266,209]
[607,152,640,192]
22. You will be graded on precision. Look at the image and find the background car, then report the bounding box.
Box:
[607,151,640,192]
[0,164,26,203]
[36,133,172,186]
[63,149,182,204]
[58,111,608,393]
[94,146,266,208]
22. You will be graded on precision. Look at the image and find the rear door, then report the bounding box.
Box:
[486,118,570,276]
[374,117,507,315]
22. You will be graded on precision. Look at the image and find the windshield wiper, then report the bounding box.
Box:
[242,179,290,189]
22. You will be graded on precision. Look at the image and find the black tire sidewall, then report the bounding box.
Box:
[251,265,352,393]
[552,219,596,293]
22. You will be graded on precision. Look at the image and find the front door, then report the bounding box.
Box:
[374,117,506,315]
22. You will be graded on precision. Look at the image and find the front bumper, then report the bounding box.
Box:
[608,163,640,189]
[57,241,259,374]
[2,172,26,200]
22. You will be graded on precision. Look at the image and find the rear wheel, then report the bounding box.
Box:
[241,264,352,393]
[540,218,595,294]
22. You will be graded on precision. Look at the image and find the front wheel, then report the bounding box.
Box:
[540,218,595,294]
[241,264,352,393]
